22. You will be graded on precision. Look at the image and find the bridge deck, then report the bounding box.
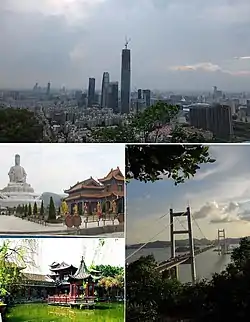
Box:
[157,245,215,271]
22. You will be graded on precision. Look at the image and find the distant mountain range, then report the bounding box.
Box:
[40,192,66,208]
[126,237,243,249]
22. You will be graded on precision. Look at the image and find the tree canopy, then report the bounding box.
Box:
[126,144,215,184]
[92,102,210,143]
[0,239,37,298]
[0,108,44,143]
[48,197,56,221]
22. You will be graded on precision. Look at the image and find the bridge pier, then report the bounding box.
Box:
[170,207,196,284]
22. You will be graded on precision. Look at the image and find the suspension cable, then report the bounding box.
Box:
[126,211,187,261]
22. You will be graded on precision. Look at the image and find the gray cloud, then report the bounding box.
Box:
[193,200,250,224]
[2,0,250,89]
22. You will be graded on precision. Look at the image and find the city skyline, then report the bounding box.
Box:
[2,0,250,90]
[127,145,250,244]
[0,144,125,194]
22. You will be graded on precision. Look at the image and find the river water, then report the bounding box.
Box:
[126,247,232,283]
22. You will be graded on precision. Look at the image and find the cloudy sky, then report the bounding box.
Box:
[127,145,250,244]
[2,0,250,91]
[0,143,124,194]
[0,237,124,274]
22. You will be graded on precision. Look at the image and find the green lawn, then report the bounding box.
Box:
[6,303,124,322]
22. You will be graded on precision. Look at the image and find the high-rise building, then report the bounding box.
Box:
[138,89,142,100]
[143,89,151,107]
[190,103,233,140]
[46,82,51,96]
[108,82,119,114]
[88,78,95,107]
[101,72,110,108]
[121,44,131,114]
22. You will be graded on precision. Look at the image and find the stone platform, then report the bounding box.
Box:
[0,215,124,237]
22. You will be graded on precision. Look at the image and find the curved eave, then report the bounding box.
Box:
[98,176,124,183]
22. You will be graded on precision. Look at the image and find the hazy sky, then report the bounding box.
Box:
[2,0,250,91]
[127,145,250,244]
[0,143,125,194]
[0,237,124,274]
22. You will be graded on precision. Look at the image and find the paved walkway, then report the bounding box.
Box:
[0,215,120,234]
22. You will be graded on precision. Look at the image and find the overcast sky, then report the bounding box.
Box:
[0,237,124,274]
[0,143,125,194]
[2,0,250,91]
[127,145,250,244]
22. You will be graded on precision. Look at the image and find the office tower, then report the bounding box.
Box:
[46,82,51,96]
[108,82,119,114]
[33,83,38,92]
[189,105,209,130]
[143,89,151,107]
[88,78,95,107]
[101,72,110,108]
[190,104,233,140]
[138,89,142,100]
[207,104,233,140]
[121,42,131,114]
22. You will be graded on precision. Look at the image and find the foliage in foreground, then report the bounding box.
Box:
[0,240,37,297]
[126,144,215,184]
[0,108,43,143]
[126,237,250,322]
[92,102,210,143]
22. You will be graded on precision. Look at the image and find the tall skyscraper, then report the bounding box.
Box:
[88,78,95,107]
[138,89,142,100]
[101,72,110,108]
[143,89,151,107]
[121,42,131,114]
[46,82,51,96]
[108,82,119,114]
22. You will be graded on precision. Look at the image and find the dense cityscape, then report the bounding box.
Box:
[1,39,250,143]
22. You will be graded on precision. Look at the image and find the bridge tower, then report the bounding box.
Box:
[217,229,226,255]
[170,207,196,284]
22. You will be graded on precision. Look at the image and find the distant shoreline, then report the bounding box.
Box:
[126,238,241,250]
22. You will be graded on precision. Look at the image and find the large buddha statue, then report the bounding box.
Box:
[8,154,27,184]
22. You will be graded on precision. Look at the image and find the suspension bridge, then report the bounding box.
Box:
[127,207,228,284]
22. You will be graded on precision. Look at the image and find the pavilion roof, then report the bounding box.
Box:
[49,261,77,271]
[98,167,124,183]
[64,191,124,202]
[23,273,55,283]
[64,177,103,194]
[69,257,101,281]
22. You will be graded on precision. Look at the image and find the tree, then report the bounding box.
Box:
[0,239,38,298]
[48,197,56,221]
[40,200,44,218]
[126,238,250,321]
[28,203,32,216]
[0,108,44,143]
[94,265,124,278]
[92,102,212,143]
[33,202,38,217]
[24,205,28,217]
[126,144,215,184]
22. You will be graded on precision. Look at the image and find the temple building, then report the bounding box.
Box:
[48,262,78,294]
[64,167,124,215]
[68,257,101,299]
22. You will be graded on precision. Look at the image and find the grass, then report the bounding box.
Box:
[6,303,124,322]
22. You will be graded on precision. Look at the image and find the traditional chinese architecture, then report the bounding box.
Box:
[10,271,56,302]
[64,167,124,215]
[48,262,78,294]
[47,257,101,306]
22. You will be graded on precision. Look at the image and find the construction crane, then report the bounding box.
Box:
[125,36,131,49]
